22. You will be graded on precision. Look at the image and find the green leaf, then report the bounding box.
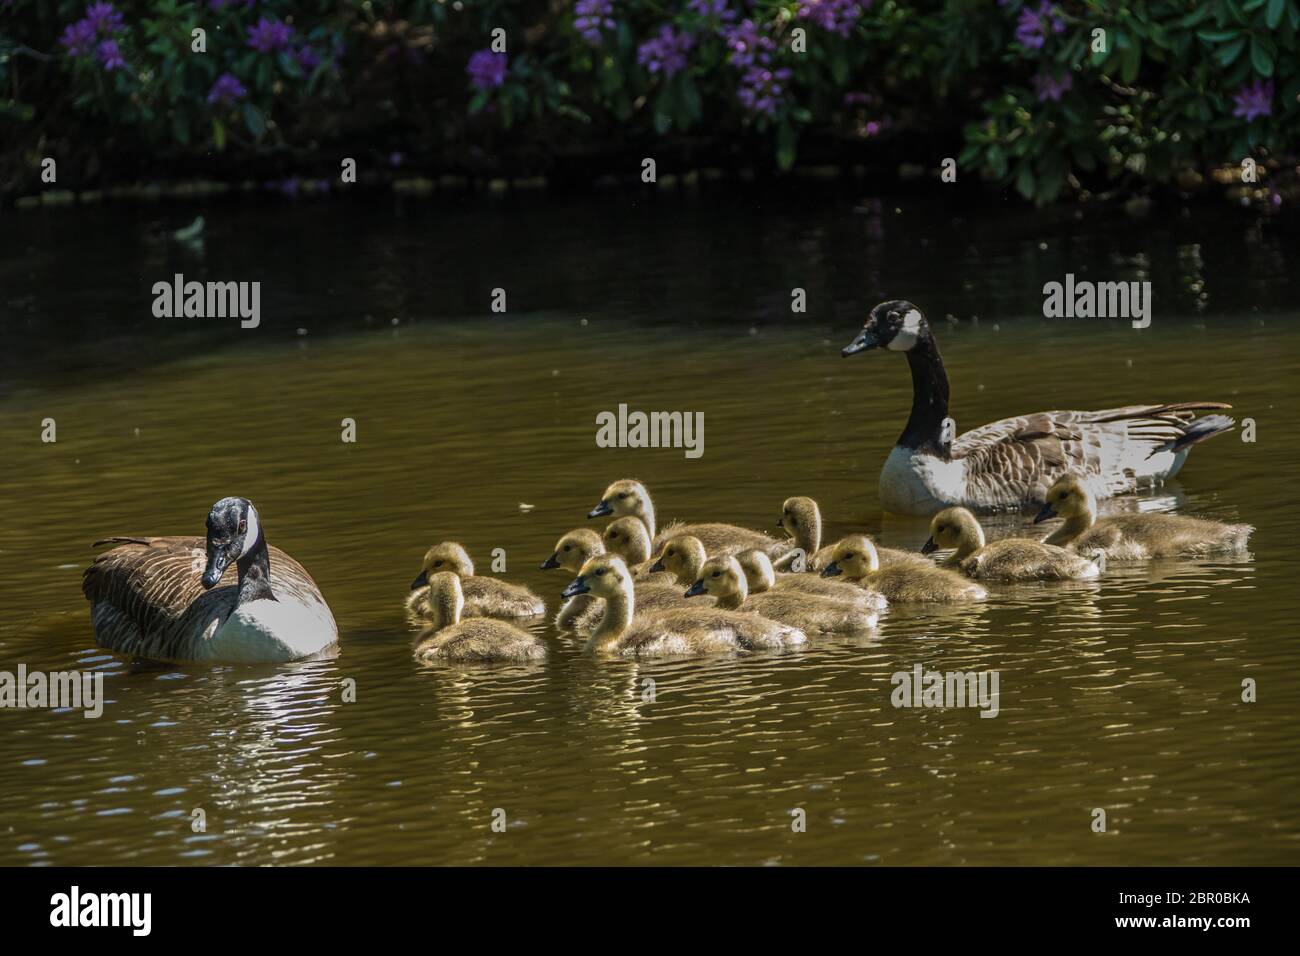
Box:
[1265,0,1285,25]
[243,103,266,140]
[1196,29,1239,42]
[1216,37,1247,65]
[1250,39,1274,75]
[1015,164,1035,199]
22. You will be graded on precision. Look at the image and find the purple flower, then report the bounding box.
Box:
[722,19,790,117]
[97,38,125,70]
[207,72,247,106]
[294,45,321,72]
[466,48,508,91]
[843,91,871,106]
[797,0,867,38]
[574,0,615,46]
[637,25,694,78]
[247,17,294,55]
[689,0,737,22]
[1015,2,1064,50]
[85,2,125,34]
[1232,79,1273,122]
[1032,69,1072,102]
[60,19,98,57]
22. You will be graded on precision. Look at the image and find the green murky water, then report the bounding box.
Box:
[1,191,1296,864]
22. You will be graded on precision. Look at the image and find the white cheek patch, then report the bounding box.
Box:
[239,505,261,557]
[886,309,923,351]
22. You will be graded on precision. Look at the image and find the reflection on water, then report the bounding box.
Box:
[0,191,1297,865]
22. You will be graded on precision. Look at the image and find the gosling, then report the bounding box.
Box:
[821,535,987,602]
[540,528,606,631]
[922,506,1103,582]
[778,496,914,570]
[1036,474,1254,559]
[735,549,888,613]
[413,572,546,663]
[589,478,779,555]
[408,541,545,621]
[688,555,878,634]
[562,555,805,656]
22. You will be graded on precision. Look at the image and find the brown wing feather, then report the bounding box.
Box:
[953,403,1233,508]
[82,536,323,659]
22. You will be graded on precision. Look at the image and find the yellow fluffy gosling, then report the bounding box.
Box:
[822,535,987,602]
[408,541,545,620]
[562,555,805,656]
[689,555,878,634]
[1036,474,1254,559]
[778,495,914,570]
[923,506,1103,581]
[589,478,778,555]
[735,548,888,613]
[413,572,546,663]
[540,528,606,631]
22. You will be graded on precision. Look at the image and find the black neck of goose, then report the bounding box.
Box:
[236,531,275,604]
[898,335,951,458]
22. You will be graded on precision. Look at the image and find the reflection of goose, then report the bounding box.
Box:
[83,497,337,662]
[1036,474,1254,558]
[588,479,780,555]
[687,555,877,633]
[922,506,1103,581]
[413,572,545,663]
[822,535,986,603]
[842,300,1235,514]
[563,556,805,656]
[407,542,544,621]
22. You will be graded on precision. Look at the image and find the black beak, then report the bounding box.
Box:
[684,580,707,598]
[821,562,842,578]
[648,556,665,573]
[561,576,590,599]
[201,547,232,589]
[587,500,613,518]
[920,537,938,555]
[540,553,561,570]
[410,569,429,590]
[842,326,881,356]
[1034,503,1057,524]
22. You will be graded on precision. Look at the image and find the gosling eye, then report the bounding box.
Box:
[433,560,443,567]
[562,545,571,551]
[666,549,675,557]
[1058,492,1068,500]
[844,552,855,559]
[595,568,606,576]
[712,571,721,578]
[617,492,628,499]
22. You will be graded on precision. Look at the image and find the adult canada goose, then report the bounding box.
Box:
[413,572,546,663]
[778,495,915,570]
[562,555,805,656]
[822,535,987,603]
[82,497,338,662]
[1035,474,1254,559]
[687,555,878,633]
[588,479,781,556]
[922,506,1103,582]
[841,300,1235,515]
[735,548,888,612]
[407,542,544,621]
[540,528,606,631]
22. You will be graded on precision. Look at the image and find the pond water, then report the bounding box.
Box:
[0,188,1296,865]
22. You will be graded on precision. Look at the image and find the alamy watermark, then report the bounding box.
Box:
[49,886,150,936]
[1042,274,1151,329]
[891,664,1000,718]
[152,273,260,328]
[595,403,704,459]
[1,665,104,718]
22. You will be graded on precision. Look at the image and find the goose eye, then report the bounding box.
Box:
[238,519,247,534]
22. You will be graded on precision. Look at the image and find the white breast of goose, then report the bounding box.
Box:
[879,445,968,515]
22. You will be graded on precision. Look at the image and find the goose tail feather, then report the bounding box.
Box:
[1145,413,1236,459]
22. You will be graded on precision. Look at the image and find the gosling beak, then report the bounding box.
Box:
[684,580,707,598]
[410,569,429,590]
[1033,503,1057,524]
[920,537,938,555]
[540,553,561,570]
[821,562,843,578]
[648,556,665,573]
[561,576,590,599]
[587,500,613,518]
[842,326,881,357]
